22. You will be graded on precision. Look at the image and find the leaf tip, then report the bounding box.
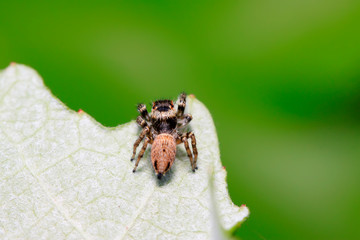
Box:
[240,204,250,220]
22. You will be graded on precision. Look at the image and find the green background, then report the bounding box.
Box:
[1,0,360,239]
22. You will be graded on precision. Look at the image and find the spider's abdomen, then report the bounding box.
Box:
[151,133,176,177]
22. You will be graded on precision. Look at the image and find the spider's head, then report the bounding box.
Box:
[151,100,176,120]
[152,100,174,112]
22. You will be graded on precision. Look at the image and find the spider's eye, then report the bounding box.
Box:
[170,101,174,108]
[157,106,170,112]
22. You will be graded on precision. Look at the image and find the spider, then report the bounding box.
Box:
[130,92,198,179]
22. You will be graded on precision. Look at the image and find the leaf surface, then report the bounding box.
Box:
[0,64,248,239]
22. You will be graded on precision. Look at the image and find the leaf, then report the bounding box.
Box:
[0,63,249,239]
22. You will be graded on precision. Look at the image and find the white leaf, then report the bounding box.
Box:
[0,64,249,240]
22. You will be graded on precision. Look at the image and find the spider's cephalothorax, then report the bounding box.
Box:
[130,93,198,179]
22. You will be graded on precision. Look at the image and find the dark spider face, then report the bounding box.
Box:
[151,100,176,118]
[152,100,174,111]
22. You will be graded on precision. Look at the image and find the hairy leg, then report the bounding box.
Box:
[131,126,149,161]
[188,132,198,169]
[133,137,151,172]
[176,132,198,171]
[183,136,195,171]
[176,92,187,118]
[176,132,196,171]
[177,114,192,128]
[137,104,150,121]
[136,115,147,128]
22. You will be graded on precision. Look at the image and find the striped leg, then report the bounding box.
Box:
[136,115,147,128]
[180,134,196,172]
[133,137,151,172]
[188,132,198,169]
[130,126,149,161]
[137,104,150,121]
[177,114,192,128]
[176,92,187,118]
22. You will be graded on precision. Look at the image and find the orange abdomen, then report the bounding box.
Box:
[151,133,176,175]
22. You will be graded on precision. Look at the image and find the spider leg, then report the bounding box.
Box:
[133,137,151,172]
[176,92,187,118]
[188,132,198,169]
[137,103,150,121]
[130,116,149,161]
[178,133,196,172]
[130,125,149,161]
[177,113,192,128]
[136,115,147,128]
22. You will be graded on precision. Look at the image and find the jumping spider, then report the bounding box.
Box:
[130,92,198,179]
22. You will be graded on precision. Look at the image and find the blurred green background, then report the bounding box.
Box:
[1,0,360,239]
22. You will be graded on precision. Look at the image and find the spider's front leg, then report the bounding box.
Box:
[176,92,187,118]
[130,116,149,161]
[137,103,150,121]
[177,114,192,128]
